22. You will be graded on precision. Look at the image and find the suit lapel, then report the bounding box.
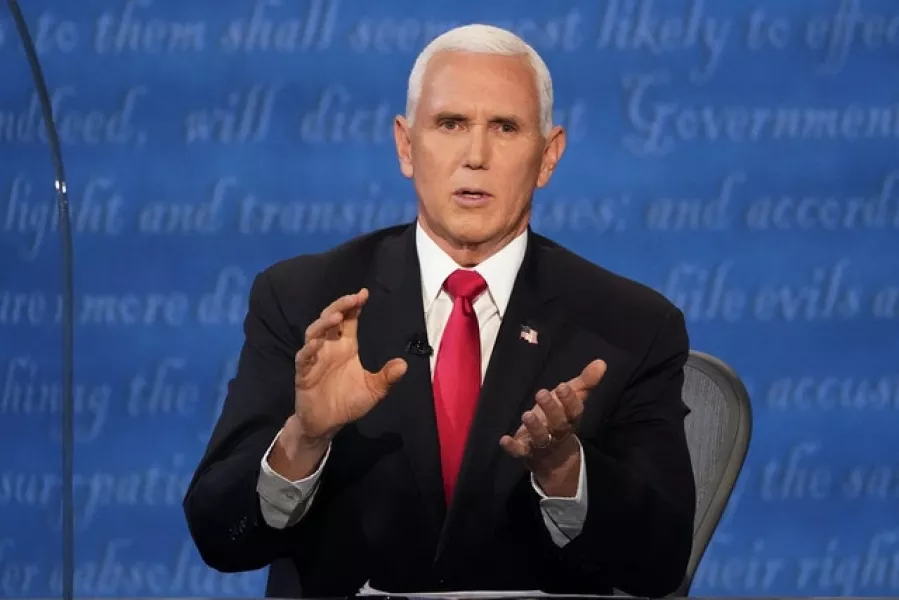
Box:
[357,224,446,539]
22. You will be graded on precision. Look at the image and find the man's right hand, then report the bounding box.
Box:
[269,288,408,480]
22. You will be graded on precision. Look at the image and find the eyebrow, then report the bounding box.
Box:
[433,112,523,126]
[433,111,468,122]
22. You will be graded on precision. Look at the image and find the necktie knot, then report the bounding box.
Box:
[444,269,487,302]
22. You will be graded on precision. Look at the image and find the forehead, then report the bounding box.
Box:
[417,51,540,119]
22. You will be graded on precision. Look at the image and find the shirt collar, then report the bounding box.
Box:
[416,219,527,317]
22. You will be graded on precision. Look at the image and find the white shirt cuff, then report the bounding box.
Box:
[531,437,589,547]
[256,427,330,529]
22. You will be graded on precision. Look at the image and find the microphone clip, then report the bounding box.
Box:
[406,334,433,357]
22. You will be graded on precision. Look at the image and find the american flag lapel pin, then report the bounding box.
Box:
[519,325,538,345]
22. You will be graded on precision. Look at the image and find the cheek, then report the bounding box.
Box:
[416,139,463,172]
[498,157,542,193]
[413,163,447,192]
[499,144,543,175]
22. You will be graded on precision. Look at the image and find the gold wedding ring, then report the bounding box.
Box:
[534,433,553,449]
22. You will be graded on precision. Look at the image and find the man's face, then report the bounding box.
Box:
[394,51,566,264]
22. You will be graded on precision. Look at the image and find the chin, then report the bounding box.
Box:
[445,220,495,246]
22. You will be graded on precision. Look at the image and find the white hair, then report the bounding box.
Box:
[405,24,554,137]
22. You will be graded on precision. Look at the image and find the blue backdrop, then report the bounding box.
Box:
[1,0,898,597]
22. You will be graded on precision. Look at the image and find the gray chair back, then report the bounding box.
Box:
[675,350,752,596]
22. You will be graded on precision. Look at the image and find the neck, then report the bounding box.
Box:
[418,217,528,267]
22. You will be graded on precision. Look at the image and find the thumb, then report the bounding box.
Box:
[573,359,607,393]
[368,357,408,397]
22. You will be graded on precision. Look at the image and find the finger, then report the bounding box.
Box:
[366,357,407,398]
[508,423,528,442]
[341,288,369,340]
[305,310,344,343]
[307,289,368,342]
[522,409,552,449]
[527,404,552,438]
[295,341,324,388]
[295,339,323,373]
[319,288,367,320]
[553,382,584,423]
[568,359,607,398]
[528,397,549,426]
[535,388,572,437]
[499,434,530,458]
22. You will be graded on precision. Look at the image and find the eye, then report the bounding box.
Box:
[439,119,462,131]
[494,121,518,133]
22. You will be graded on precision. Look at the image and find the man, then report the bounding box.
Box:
[184,24,696,598]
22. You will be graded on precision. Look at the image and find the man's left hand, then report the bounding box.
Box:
[499,359,606,496]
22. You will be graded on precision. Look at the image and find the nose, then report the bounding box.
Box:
[463,126,490,170]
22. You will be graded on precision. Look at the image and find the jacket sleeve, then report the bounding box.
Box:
[505,306,696,597]
[561,305,696,597]
[183,270,315,572]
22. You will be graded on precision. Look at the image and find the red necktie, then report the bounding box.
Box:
[432,269,488,505]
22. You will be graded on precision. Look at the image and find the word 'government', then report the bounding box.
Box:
[624,71,899,156]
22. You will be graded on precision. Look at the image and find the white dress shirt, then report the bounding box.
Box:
[256,221,588,546]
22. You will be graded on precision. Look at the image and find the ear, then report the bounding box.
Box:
[536,125,566,189]
[394,116,414,179]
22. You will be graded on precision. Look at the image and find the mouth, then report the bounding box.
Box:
[453,188,493,201]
